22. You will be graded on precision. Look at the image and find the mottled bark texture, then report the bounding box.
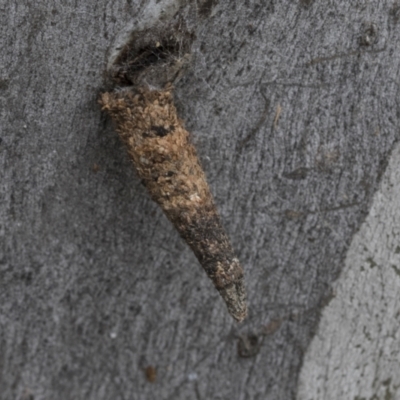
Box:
[100,88,246,321]
[298,141,400,400]
[2,1,400,400]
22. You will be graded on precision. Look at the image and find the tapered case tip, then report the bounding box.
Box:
[219,278,247,322]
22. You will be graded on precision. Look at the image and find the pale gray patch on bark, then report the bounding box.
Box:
[297,142,400,400]
[1,1,400,399]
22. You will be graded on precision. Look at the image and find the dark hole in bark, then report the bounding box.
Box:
[120,40,180,76]
[237,333,262,357]
[110,28,192,87]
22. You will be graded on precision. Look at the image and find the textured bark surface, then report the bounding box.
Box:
[297,141,400,400]
[1,1,400,399]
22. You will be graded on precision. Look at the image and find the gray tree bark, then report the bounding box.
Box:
[1,1,400,399]
[298,141,400,400]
